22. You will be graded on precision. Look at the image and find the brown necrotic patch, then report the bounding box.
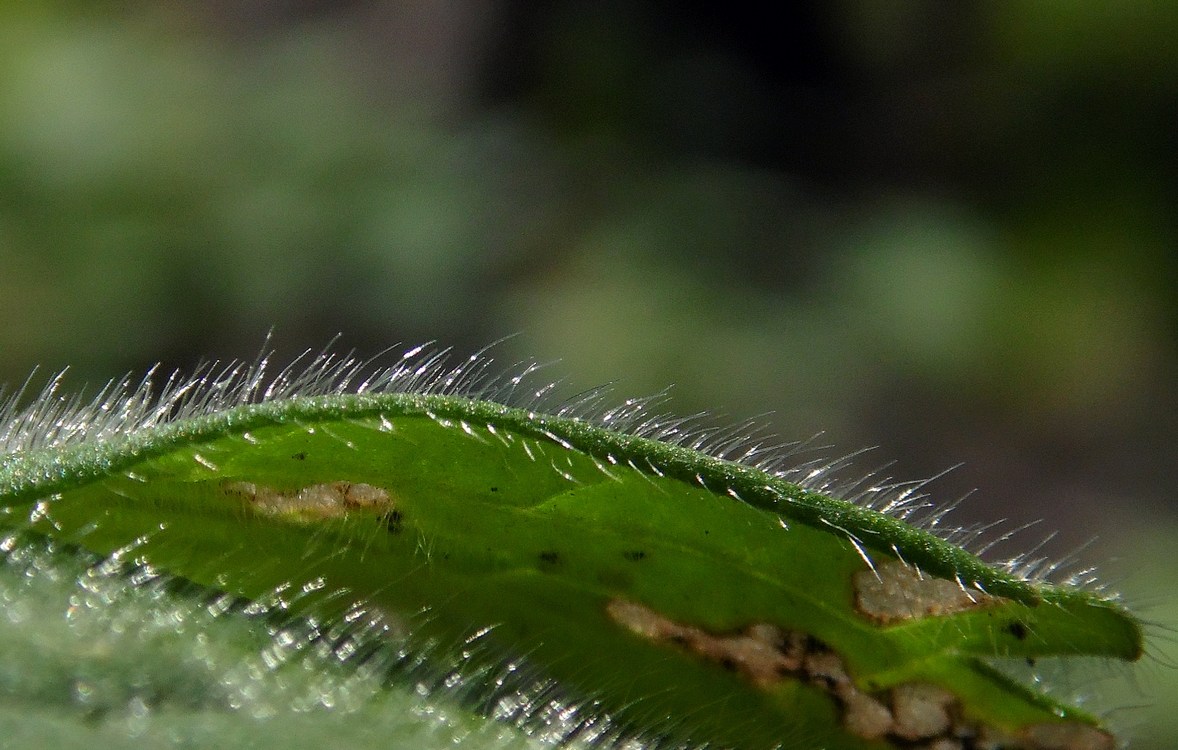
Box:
[224,480,394,521]
[854,559,998,624]
[604,599,1113,750]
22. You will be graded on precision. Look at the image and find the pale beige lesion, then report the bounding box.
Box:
[606,599,804,688]
[853,559,998,624]
[223,480,394,521]
[605,598,1113,750]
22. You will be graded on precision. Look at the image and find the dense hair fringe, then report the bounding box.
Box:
[0,339,1105,591]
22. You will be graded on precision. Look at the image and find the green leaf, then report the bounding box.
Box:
[0,347,1144,749]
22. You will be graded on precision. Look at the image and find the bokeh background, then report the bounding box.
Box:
[1,2,1175,744]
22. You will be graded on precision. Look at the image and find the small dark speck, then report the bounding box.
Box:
[292,452,307,461]
[538,550,560,565]
[622,550,647,562]
[1005,621,1029,641]
[490,486,499,492]
[385,510,404,534]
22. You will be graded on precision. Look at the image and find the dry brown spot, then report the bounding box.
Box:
[803,651,850,689]
[841,689,893,740]
[854,559,997,624]
[891,683,955,740]
[605,600,797,687]
[225,480,394,520]
[604,598,674,640]
[1020,722,1116,750]
[604,598,1115,750]
[977,724,1021,749]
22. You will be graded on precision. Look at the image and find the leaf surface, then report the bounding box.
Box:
[0,357,1143,750]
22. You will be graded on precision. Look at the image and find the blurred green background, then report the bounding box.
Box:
[1,2,1175,745]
